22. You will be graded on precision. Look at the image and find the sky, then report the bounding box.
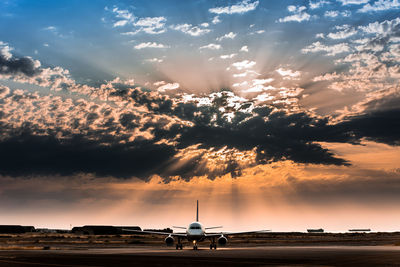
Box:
[0,0,399,232]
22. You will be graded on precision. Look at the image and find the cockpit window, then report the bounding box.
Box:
[190,226,201,229]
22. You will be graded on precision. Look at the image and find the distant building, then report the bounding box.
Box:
[72,226,119,235]
[36,228,57,233]
[22,226,35,232]
[307,229,324,233]
[0,225,35,234]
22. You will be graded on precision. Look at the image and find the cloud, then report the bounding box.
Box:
[216,32,237,41]
[239,78,276,93]
[135,17,165,28]
[307,16,400,95]
[43,26,57,31]
[302,41,350,56]
[324,10,339,17]
[337,0,369,5]
[133,16,167,34]
[1,77,399,181]
[209,0,259,15]
[0,86,340,180]
[170,23,211,36]
[359,17,400,36]
[233,78,274,87]
[212,16,221,24]
[220,53,237,59]
[0,85,10,98]
[1,41,399,181]
[249,30,265,35]
[231,60,256,70]
[313,72,341,81]
[145,58,163,63]
[253,93,275,102]
[359,0,400,12]
[240,45,249,52]
[278,6,311,23]
[276,68,301,79]
[0,41,42,77]
[327,27,357,39]
[157,82,180,92]
[337,108,400,146]
[232,81,248,87]
[108,7,166,34]
[232,69,260,77]
[324,10,351,17]
[153,81,166,86]
[242,85,276,93]
[309,0,330,9]
[309,16,400,93]
[114,20,129,27]
[0,132,180,178]
[110,7,134,27]
[134,42,169,49]
[199,43,221,50]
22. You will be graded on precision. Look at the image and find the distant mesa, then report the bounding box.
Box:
[348,229,371,232]
[0,225,69,234]
[71,225,141,235]
[0,225,35,234]
[307,229,324,233]
[0,225,173,235]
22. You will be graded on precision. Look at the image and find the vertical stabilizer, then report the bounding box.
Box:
[196,200,199,222]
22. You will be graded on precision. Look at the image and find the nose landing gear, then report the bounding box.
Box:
[193,240,198,250]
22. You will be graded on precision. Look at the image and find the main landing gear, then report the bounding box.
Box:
[210,238,217,250]
[176,238,183,250]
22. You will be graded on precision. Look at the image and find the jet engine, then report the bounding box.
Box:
[165,235,174,246]
[217,236,227,246]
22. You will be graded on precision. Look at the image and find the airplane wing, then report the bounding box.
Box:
[205,226,223,230]
[121,229,187,237]
[205,230,270,237]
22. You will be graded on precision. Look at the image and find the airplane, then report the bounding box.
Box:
[123,200,268,250]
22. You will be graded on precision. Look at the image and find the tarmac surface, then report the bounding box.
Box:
[0,246,400,267]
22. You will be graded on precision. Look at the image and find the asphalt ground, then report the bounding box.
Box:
[0,246,400,267]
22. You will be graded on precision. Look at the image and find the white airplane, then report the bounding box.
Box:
[123,200,268,250]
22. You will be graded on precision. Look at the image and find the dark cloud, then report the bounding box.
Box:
[362,89,400,112]
[0,53,41,77]
[0,82,399,180]
[0,129,176,178]
[165,111,351,166]
[338,108,400,146]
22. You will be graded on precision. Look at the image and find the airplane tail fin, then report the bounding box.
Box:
[196,200,199,222]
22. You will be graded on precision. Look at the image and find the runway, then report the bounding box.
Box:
[0,246,400,266]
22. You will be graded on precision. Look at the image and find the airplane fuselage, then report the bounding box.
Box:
[186,221,206,242]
